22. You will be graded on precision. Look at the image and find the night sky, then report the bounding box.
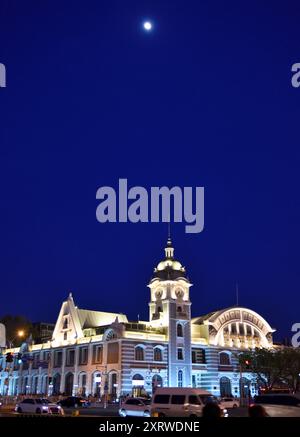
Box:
[1,1,300,340]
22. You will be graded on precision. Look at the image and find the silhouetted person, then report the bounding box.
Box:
[202,402,222,418]
[248,404,268,417]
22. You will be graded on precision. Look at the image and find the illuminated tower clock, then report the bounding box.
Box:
[148,237,192,387]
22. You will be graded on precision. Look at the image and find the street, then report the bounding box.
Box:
[0,404,119,417]
[0,406,248,418]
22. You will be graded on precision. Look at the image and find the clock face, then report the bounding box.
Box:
[175,288,184,298]
[155,289,163,299]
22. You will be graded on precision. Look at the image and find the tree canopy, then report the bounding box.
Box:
[238,347,300,392]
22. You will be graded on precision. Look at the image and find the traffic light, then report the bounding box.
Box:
[245,359,251,370]
[17,353,22,364]
[6,352,13,363]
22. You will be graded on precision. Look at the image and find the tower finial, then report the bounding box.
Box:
[165,222,174,258]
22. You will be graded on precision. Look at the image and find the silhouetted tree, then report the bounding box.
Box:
[0,315,33,347]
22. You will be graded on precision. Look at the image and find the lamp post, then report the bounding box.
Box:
[6,331,25,396]
[8,330,25,349]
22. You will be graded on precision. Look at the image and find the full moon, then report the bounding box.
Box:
[143,21,152,31]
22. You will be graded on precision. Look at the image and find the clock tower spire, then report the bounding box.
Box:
[148,236,192,387]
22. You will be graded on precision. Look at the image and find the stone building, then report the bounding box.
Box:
[0,238,274,399]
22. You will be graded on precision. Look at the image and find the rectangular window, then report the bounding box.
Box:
[192,348,206,364]
[32,353,39,369]
[92,345,103,364]
[63,318,69,329]
[66,349,75,366]
[54,351,62,367]
[79,347,88,365]
[177,348,184,360]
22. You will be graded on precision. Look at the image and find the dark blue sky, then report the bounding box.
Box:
[0,0,299,340]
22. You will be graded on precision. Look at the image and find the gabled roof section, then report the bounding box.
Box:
[52,293,83,342]
[77,309,128,329]
[51,293,129,344]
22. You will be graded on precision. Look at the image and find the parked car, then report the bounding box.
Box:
[151,387,228,417]
[219,397,240,409]
[119,397,151,417]
[254,393,300,417]
[15,398,64,415]
[57,396,89,408]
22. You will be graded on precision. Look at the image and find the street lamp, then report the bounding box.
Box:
[8,330,25,349]
[5,331,25,396]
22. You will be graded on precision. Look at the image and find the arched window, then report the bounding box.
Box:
[219,352,231,366]
[177,323,183,337]
[34,375,40,394]
[154,347,162,361]
[152,374,163,392]
[92,372,102,398]
[239,377,251,398]
[78,372,87,396]
[65,372,74,396]
[52,373,61,395]
[177,370,183,387]
[132,373,144,386]
[132,374,144,397]
[135,346,144,361]
[220,377,232,397]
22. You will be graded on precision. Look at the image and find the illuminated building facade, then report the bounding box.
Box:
[0,238,275,398]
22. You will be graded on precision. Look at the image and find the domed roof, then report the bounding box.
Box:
[151,238,188,281]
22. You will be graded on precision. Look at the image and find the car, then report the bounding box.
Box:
[219,397,240,409]
[15,398,64,415]
[253,393,300,417]
[57,396,89,408]
[151,387,228,417]
[119,397,151,417]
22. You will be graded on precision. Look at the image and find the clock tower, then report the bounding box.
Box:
[148,237,192,387]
